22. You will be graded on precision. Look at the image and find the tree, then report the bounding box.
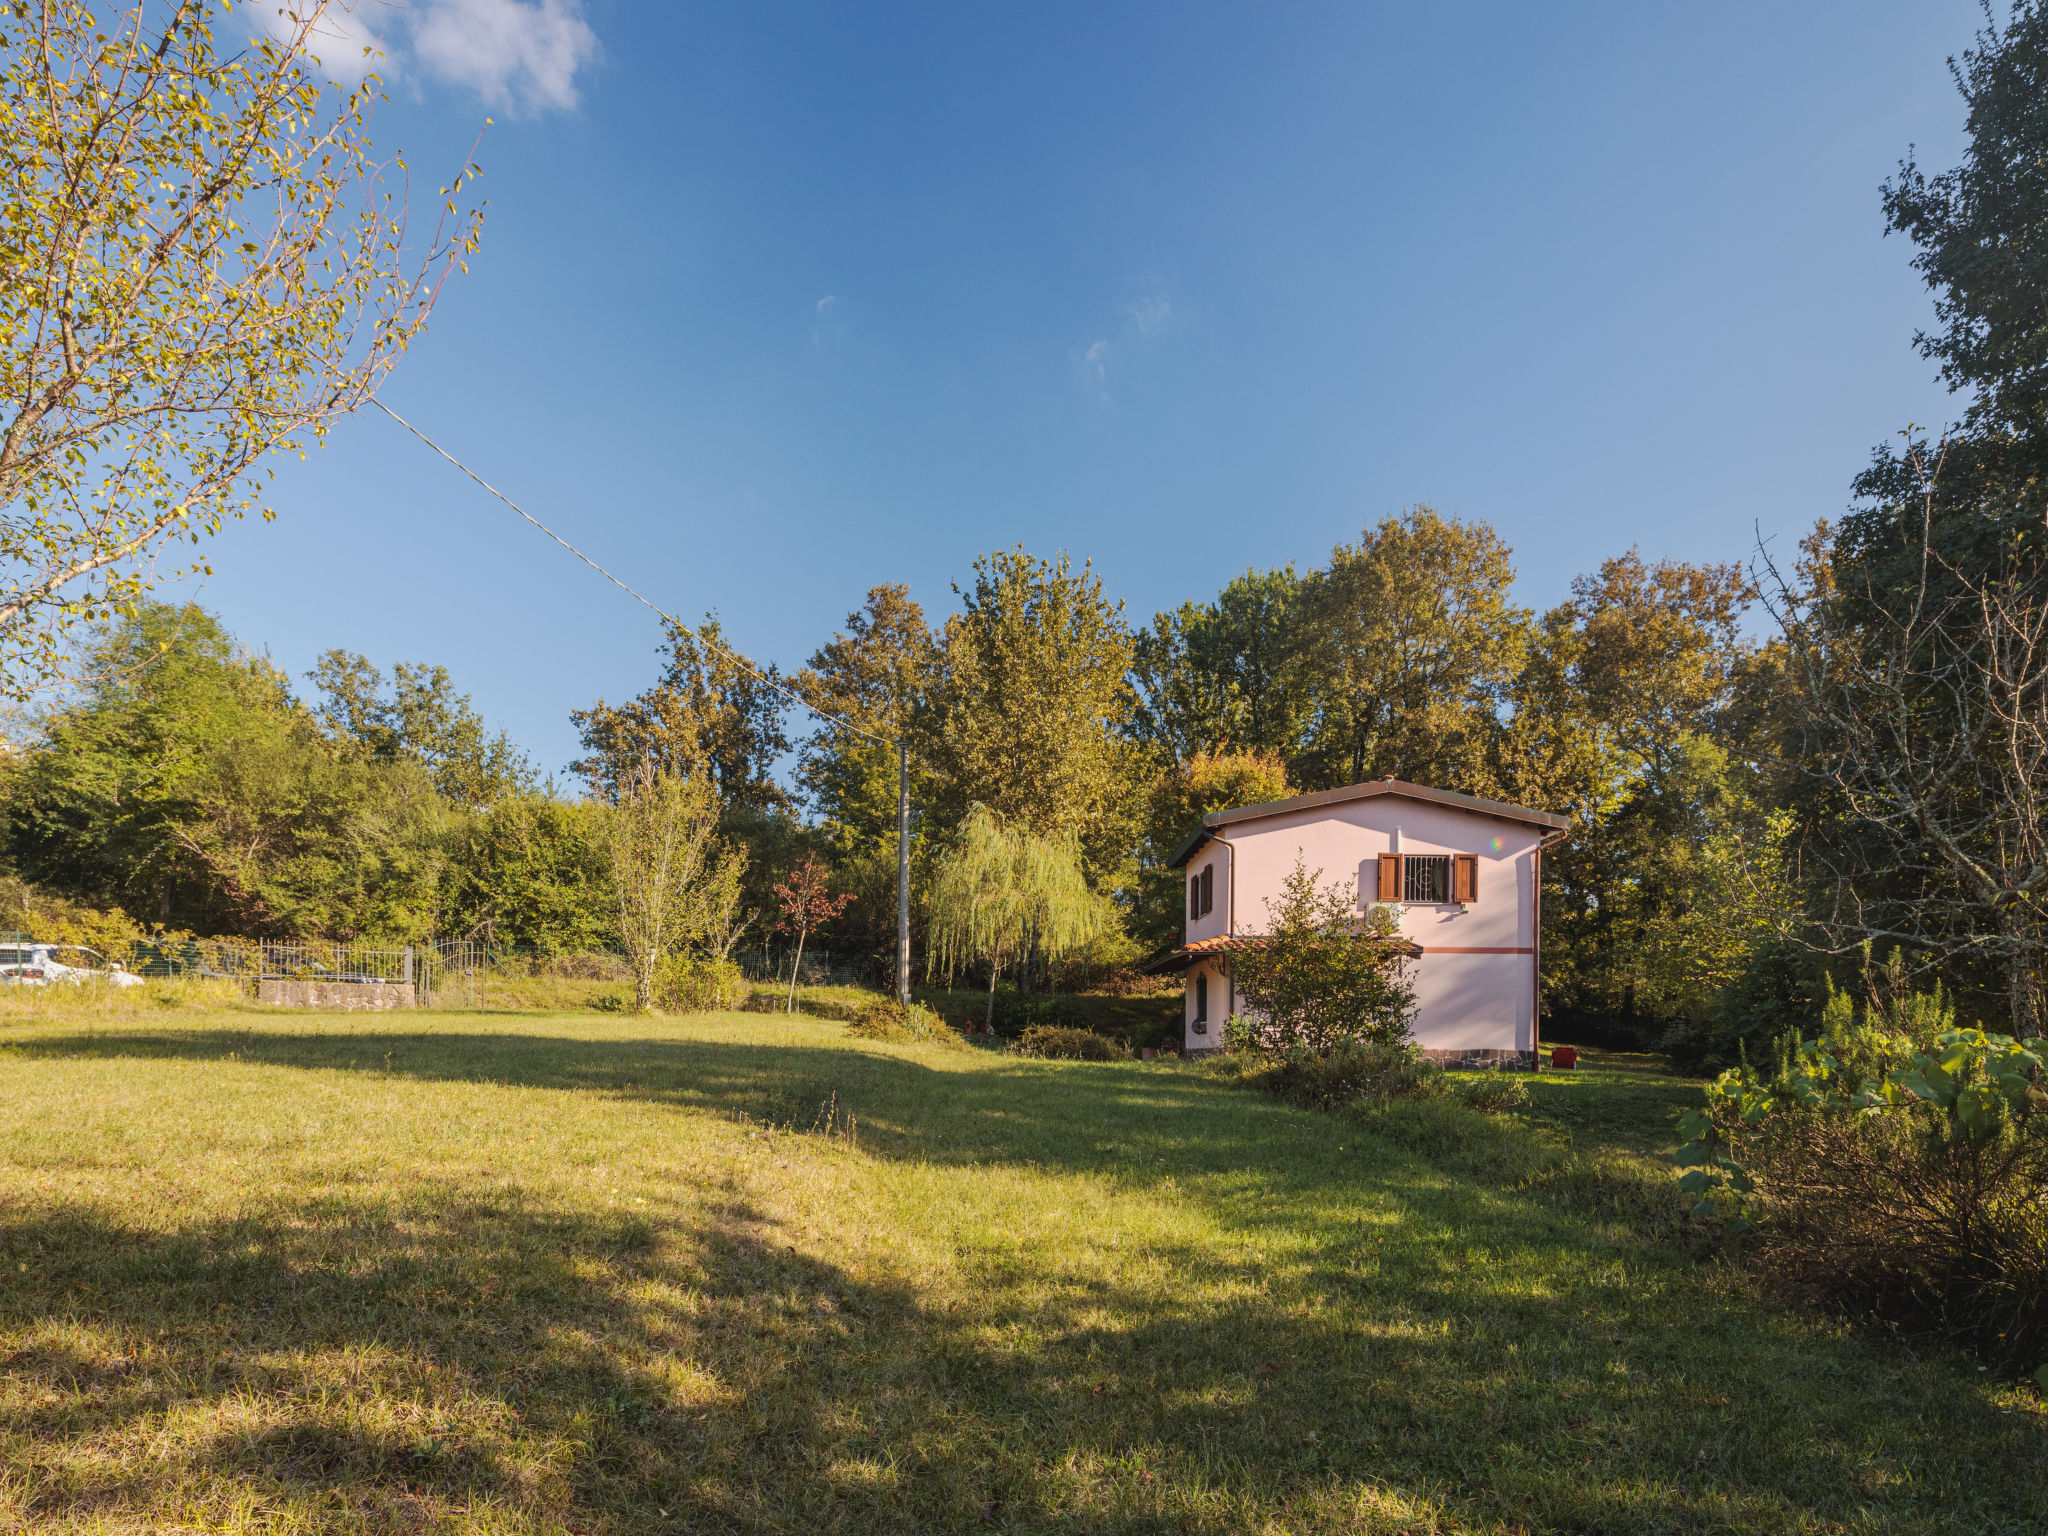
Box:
[926,805,1108,1029]
[603,761,738,1013]
[573,617,790,811]
[1228,858,1416,1052]
[1129,567,1310,768]
[795,583,937,855]
[1133,751,1292,950]
[6,602,450,938]
[440,791,611,950]
[920,547,1138,873]
[1767,446,2048,1037]
[308,650,533,807]
[0,2,481,693]
[1293,508,1531,794]
[771,854,853,1012]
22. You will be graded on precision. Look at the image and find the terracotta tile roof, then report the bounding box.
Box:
[1143,931,1422,974]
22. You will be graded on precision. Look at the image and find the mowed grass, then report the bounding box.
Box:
[0,1013,2041,1535]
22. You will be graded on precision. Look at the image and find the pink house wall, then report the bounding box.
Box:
[1181,795,1545,1062]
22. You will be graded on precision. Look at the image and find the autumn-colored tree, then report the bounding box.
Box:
[1292,508,1531,795]
[0,2,482,693]
[771,855,854,1012]
[1134,751,1292,949]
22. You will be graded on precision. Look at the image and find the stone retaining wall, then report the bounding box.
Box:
[257,980,416,1011]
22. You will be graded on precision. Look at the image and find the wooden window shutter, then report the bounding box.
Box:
[1377,852,1400,902]
[1188,875,1199,921]
[1454,854,1478,903]
[1195,974,1208,1022]
[1200,864,1214,917]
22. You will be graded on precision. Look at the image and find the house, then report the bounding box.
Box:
[1154,778,1570,1067]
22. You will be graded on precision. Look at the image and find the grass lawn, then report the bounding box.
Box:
[0,1010,2041,1534]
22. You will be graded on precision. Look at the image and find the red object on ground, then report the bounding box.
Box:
[1550,1045,1578,1070]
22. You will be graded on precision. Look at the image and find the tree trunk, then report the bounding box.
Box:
[985,960,999,1032]
[786,928,807,1014]
[635,951,655,1014]
[2005,908,2041,1039]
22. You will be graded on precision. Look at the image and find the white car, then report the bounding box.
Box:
[0,942,146,987]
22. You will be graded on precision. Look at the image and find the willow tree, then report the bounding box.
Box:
[0,1,483,693]
[926,805,1107,1029]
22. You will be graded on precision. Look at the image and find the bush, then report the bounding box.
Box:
[1261,1040,1443,1112]
[993,990,1093,1035]
[1013,1025,1129,1061]
[654,955,746,1013]
[849,998,967,1049]
[1451,1067,1530,1115]
[1678,980,2048,1373]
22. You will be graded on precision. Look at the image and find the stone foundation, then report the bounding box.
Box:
[1419,1047,1539,1071]
[257,980,415,1011]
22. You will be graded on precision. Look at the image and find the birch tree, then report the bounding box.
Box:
[605,761,733,1013]
[0,1,482,692]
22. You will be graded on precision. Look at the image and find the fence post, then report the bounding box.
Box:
[403,945,414,986]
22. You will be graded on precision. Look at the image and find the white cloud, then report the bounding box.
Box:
[1126,292,1171,335]
[816,295,837,313]
[1083,339,1109,379]
[254,0,598,113]
[410,0,598,113]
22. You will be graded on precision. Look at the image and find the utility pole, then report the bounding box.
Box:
[896,739,911,1005]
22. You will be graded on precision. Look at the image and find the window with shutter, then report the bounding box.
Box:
[1377,852,1400,901]
[1454,854,1478,904]
[1403,855,1450,903]
[1195,973,1208,1022]
[1188,875,1199,922]
[1199,864,1214,917]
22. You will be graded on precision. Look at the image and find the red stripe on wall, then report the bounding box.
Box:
[1417,946,1533,955]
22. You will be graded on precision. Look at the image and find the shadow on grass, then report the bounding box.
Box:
[4,1027,2046,1531]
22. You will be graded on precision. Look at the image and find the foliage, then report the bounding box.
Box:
[603,762,742,1013]
[1451,1068,1531,1115]
[849,996,966,1048]
[0,1,481,693]
[572,617,791,812]
[1128,566,1311,769]
[1013,1024,1129,1061]
[439,792,612,950]
[6,604,452,938]
[796,584,937,856]
[1134,750,1291,949]
[920,547,1138,876]
[925,805,1110,1027]
[1292,507,1530,793]
[654,953,745,1013]
[307,651,534,807]
[1253,1039,1445,1112]
[1227,858,1417,1052]
[1677,976,2048,1369]
[771,854,854,1013]
[0,875,147,953]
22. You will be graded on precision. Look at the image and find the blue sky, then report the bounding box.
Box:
[203,0,1982,780]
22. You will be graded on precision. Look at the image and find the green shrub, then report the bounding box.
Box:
[1262,1040,1443,1112]
[1013,1025,1129,1061]
[1678,981,2048,1373]
[654,955,746,1013]
[992,990,1093,1035]
[849,999,967,1049]
[1451,1067,1530,1115]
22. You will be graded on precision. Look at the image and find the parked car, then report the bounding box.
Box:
[0,942,146,988]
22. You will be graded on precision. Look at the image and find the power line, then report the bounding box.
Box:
[371,398,896,751]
